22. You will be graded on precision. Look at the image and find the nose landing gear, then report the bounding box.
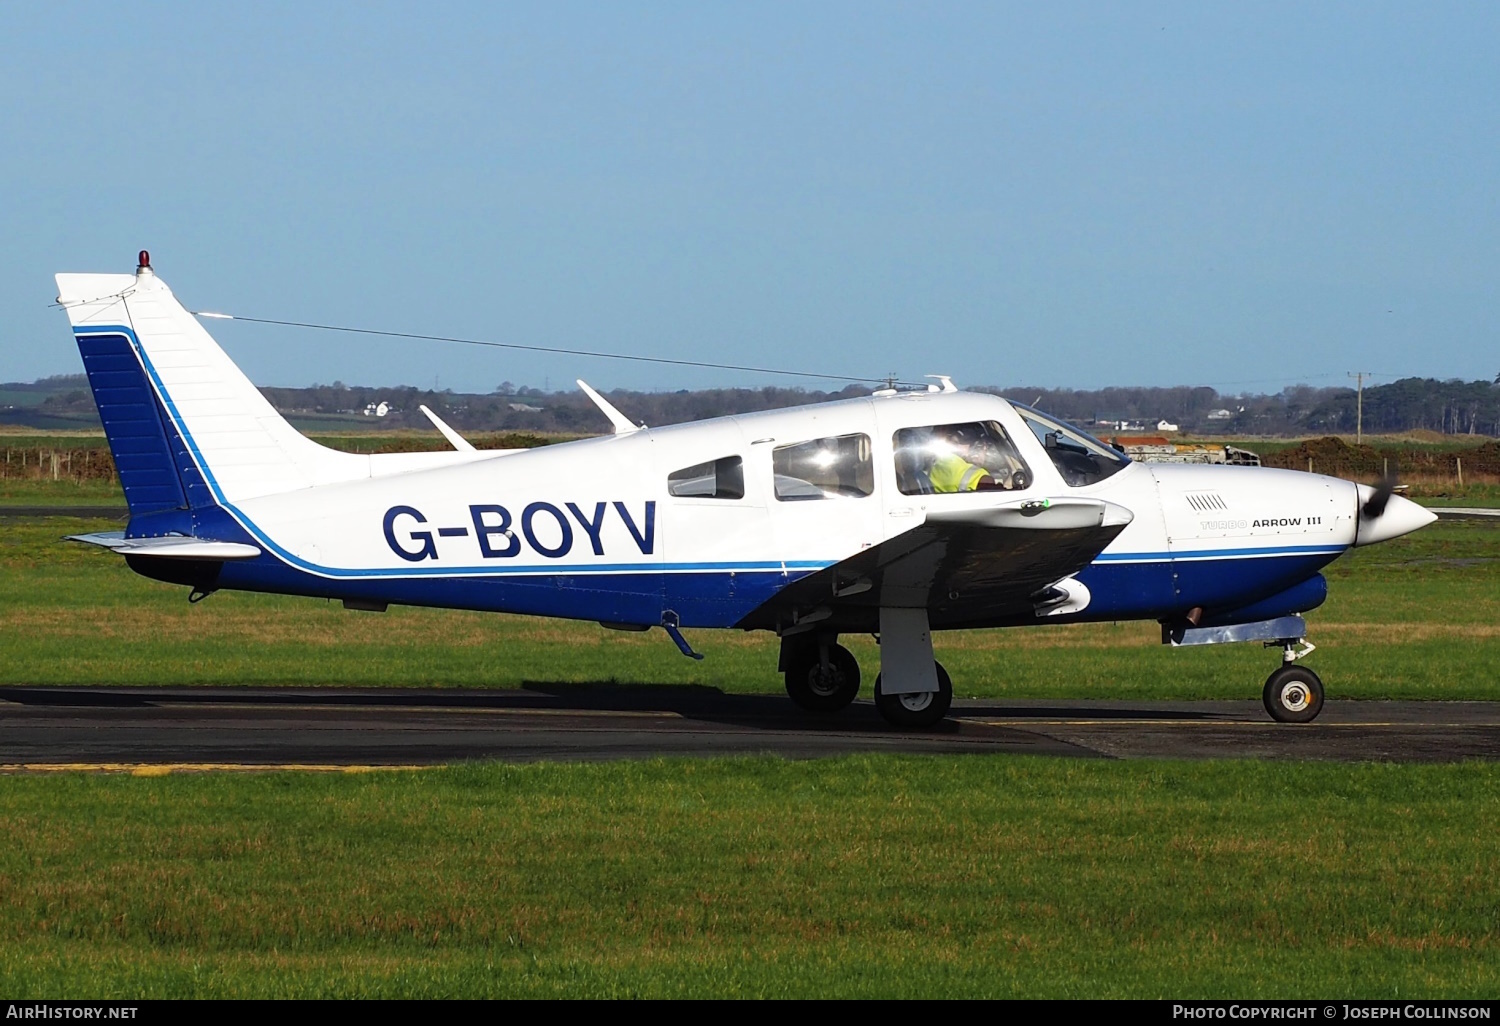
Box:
[1262,637,1323,723]
[1164,615,1328,724]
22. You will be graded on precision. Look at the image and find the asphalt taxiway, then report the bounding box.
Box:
[2,685,1499,769]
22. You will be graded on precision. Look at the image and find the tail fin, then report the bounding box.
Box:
[57,255,366,511]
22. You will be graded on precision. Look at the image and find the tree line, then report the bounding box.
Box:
[7,372,1498,438]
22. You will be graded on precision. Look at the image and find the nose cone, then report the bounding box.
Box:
[1354,488,1438,547]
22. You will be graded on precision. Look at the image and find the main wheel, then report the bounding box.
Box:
[874,661,953,729]
[784,642,861,713]
[1263,665,1324,723]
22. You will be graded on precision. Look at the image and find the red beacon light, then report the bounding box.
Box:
[137,250,151,271]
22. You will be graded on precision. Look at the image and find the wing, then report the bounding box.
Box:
[737,497,1133,632]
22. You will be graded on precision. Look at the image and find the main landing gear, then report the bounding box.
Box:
[781,608,954,729]
[781,635,954,728]
[874,661,953,729]
[783,639,861,713]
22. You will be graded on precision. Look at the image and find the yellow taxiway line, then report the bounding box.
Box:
[0,763,429,776]
[128,703,685,719]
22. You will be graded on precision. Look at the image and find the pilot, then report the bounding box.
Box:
[928,424,1015,492]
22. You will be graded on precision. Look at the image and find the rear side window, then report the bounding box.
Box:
[668,456,745,499]
[773,434,873,501]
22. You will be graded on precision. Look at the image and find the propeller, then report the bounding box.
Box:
[1361,472,1399,518]
[1354,470,1437,546]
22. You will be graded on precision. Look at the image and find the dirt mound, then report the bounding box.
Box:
[1263,437,1384,476]
[1262,437,1500,478]
[1463,441,1500,475]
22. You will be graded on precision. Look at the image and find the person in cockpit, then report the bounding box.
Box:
[930,420,1002,492]
[928,423,1013,492]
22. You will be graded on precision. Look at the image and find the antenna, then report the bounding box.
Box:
[577,380,641,434]
[418,404,476,452]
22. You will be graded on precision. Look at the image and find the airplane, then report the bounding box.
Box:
[53,253,1437,728]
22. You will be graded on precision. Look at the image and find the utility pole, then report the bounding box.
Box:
[1348,372,1370,444]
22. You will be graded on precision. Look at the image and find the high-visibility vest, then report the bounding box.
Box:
[930,454,988,492]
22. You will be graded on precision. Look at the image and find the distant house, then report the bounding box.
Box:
[363,401,391,417]
[1157,419,1179,432]
[1206,409,1234,421]
[508,402,543,413]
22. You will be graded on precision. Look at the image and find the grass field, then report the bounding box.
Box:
[1,514,1498,996]
[1,757,1498,998]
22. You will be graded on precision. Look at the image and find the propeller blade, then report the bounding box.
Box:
[1362,473,1398,518]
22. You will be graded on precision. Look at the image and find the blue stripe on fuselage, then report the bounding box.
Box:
[212,560,802,626]
[1094,544,1343,562]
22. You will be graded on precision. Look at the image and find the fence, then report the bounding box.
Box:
[1262,438,1500,487]
[1,448,118,484]
[0,434,550,487]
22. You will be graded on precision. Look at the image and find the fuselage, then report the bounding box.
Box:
[153,388,1413,632]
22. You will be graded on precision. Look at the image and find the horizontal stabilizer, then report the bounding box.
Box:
[66,532,262,560]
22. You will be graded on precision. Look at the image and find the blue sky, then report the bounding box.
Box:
[2,2,1496,393]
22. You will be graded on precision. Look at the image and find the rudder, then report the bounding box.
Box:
[74,328,189,515]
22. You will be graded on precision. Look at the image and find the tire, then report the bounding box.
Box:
[874,661,954,729]
[784,642,861,713]
[1263,665,1324,723]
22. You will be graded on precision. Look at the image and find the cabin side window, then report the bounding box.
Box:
[772,434,873,501]
[892,421,1032,495]
[667,455,745,499]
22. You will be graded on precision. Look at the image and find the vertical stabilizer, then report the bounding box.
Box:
[56,255,367,507]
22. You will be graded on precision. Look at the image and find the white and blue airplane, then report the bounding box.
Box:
[55,254,1436,727]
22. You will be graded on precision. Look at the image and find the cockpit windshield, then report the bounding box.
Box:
[1012,404,1130,487]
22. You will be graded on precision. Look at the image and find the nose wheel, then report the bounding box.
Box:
[1263,664,1324,723]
